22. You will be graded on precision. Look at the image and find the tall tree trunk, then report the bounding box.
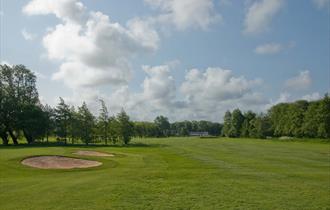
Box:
[23,130,34,144]
[0,132,9,145]
[8,130,19,145]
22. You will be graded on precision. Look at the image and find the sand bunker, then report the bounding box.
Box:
[73,150,114,157]
[21,156,102,169]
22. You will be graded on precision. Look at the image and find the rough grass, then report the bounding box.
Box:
[0,137,329,210]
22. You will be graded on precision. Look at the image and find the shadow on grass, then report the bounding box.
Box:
[0,141,168,149]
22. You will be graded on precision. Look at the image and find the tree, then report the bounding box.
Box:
[269,103,290,137]
[287,100,309,137]
[154,116,170,137]
[54,98,71,142]
[241,111,256,137]
[20,104,48,143]
[42,104,55,143]
[302,101,320,137]
[97,99,110,144]
[0,64,39,144]
[109,116,119,144]
[222,111,232,137]
[231,109,244,137]
[117,109,134,144]
[0,67,8,145]
[316,94,330,138]
[249,115,272,139]
[77,102,95,145]
[68,106,80,144]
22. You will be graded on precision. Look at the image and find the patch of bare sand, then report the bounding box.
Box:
[73,150,114,157]
[21,156,102,169]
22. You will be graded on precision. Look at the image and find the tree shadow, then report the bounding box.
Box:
[0,141,168,149]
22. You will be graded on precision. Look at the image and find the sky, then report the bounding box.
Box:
[0,0,329,122]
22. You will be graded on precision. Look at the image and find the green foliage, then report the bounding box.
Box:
[20,104,48,143]
[249,115,272,139]
[77,102,95,145]
[231,109,245,137]
[116,109,134,144]
[269,95,330,138]
[222,111,232,137]
[97,99,110,144]
[134,120,222,138]
[0,64,40,144]
[154,115,171,137]
[54,97,71,139]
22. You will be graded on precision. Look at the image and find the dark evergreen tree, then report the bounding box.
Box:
[117,109,134,144]
[77,102,95,145]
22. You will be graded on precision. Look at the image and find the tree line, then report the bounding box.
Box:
[222,96,330,139]
[0,64,221,145]
[1,64,329,145]
[0,64,135,145]
[134,116,222,138]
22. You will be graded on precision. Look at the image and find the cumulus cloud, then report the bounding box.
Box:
[255,43,283,54]
[181,68,262,101]
[21,29,37,41]
[23,0,160,88]
[22,0,270,121]
[285,71,312,91]
[144,0,220,30]
[302,92,322,101]
[140,65,176,106]
[244,0,283,35]
[313,0,330,9]
[265,92,291,110]
[76,65,267,122]
[178,67,266,121]
[23,0,87,24]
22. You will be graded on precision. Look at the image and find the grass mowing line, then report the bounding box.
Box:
[0,137,329,210]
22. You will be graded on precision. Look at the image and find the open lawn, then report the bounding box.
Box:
[0,137,329,210]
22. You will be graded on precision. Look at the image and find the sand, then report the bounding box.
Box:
[21,156,102,169]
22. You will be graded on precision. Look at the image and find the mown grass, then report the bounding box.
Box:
[0,137,329,210]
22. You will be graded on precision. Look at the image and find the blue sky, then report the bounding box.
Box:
[0,0,329,122]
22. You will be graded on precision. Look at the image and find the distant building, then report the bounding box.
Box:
[189,132,209,137]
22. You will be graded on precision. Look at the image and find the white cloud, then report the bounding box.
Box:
[181,68,262,101]
[144,0,220,30]
[302,92,322,101]
[178,67,266,121]
[275,92,291,103]
[61,65,267,122]
[255,42,283,54]
[140,65,176,105]
[22,0,271,121]
[265,92,290,110]
[23,0,160,88]
[23,0,87,24]
[285,70,312,91]
[0,61,12,66]
[125,65,179,121]
[21,29,37,41]
[244,0,283,35]
[267,91,322,110]
[313,0,330,9]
